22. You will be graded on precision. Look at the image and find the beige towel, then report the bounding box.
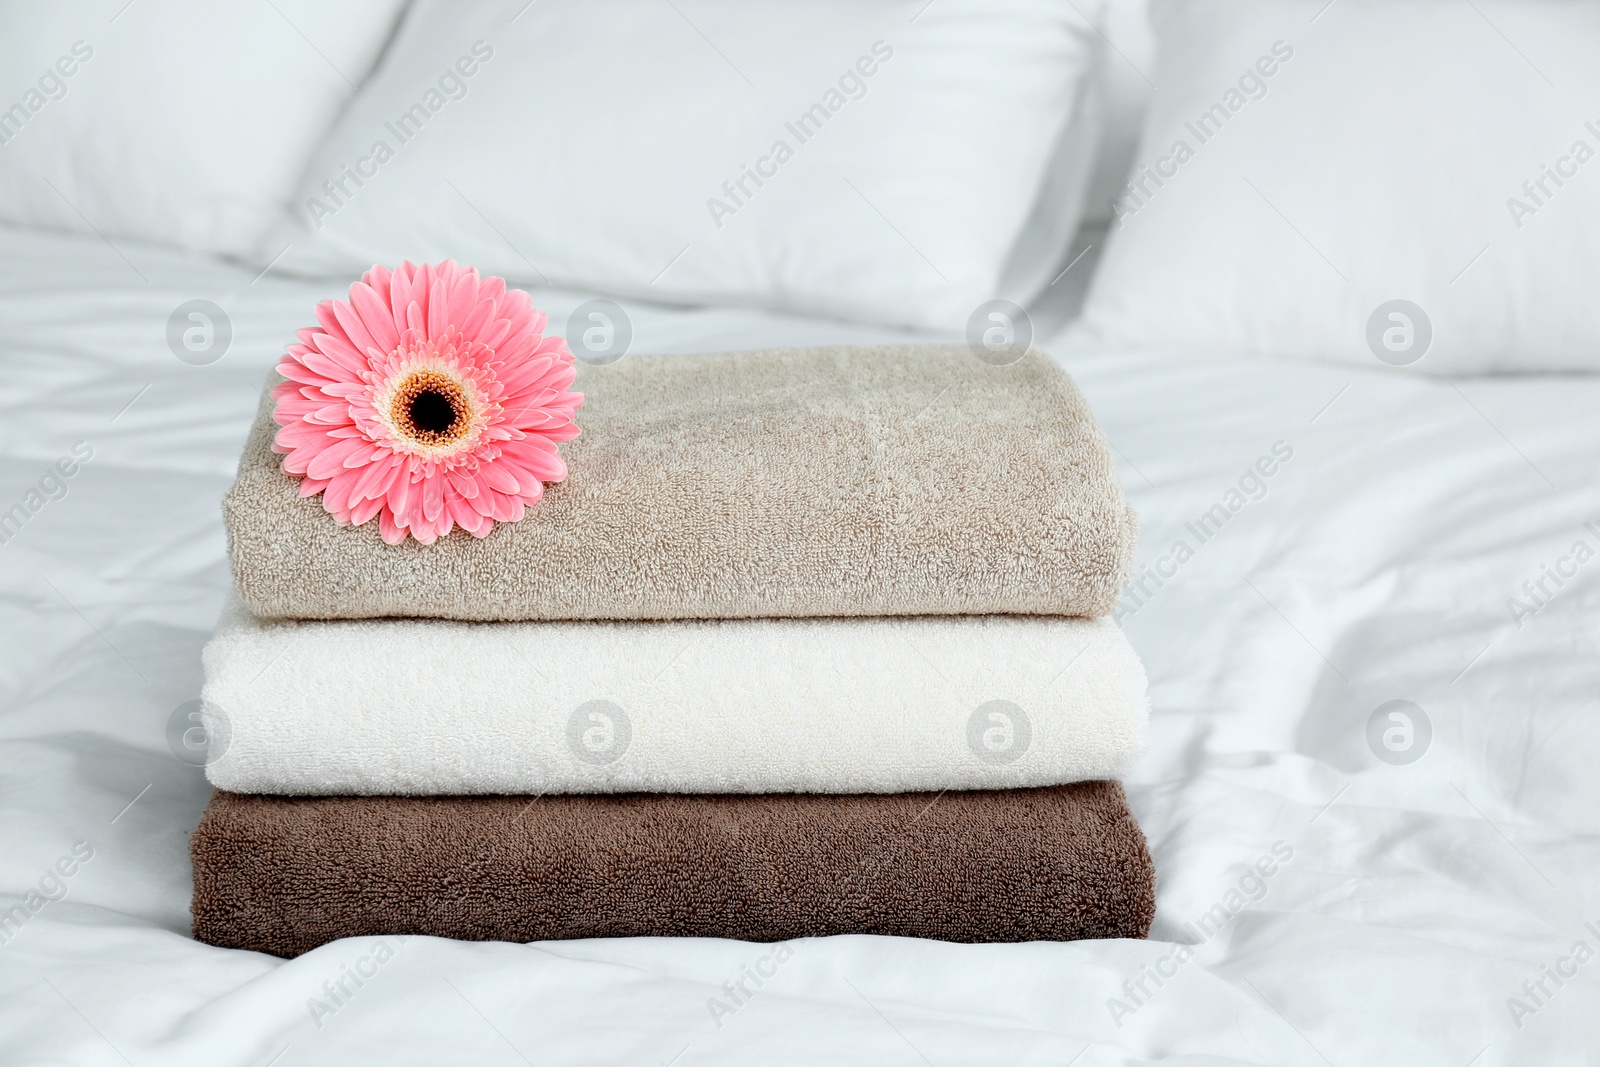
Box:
[226,345,1136,621]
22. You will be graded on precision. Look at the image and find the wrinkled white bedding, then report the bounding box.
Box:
[0,225,1595,1065]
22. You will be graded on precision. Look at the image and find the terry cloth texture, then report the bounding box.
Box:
[190,782,1156,956]
[201,595,1149,796]
[225,345,1138,622]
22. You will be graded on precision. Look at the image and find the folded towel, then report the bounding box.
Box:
[226,345,1137,622]
[191,782,1154,956]
[201,596,1147,795]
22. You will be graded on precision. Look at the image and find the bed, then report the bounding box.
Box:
[0,217,1595,1064]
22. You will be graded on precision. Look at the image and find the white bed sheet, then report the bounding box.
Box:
[0,225,1595,1065]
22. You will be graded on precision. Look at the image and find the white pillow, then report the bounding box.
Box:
[0,0,407,258]
[1083,0,1158,223]
[259,0,1105,331]
[1077,0,1600,373]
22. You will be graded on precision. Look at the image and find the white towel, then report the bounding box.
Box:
[201,596,1148,795]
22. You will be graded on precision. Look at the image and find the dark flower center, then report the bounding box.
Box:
[391,370,470,447]
[409,390,457,434]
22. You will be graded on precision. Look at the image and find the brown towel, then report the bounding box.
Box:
[191,782,1154,957]
[225,345,1137,622]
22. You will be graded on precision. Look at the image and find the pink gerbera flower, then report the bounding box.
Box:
[271,261,583,545]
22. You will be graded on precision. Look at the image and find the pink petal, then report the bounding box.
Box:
[331,297,381,360]
[350,281,399,354]
[279,424,338,448]
[313,301,355,350]
[459,297,496,340]
[477,462,521,495]
[478,317,513,351]
[540,420,582,444]
[388,470,415,521]
[533,334,569,358]
[496,355,555,399]
[389,264,416,335]
[276,358,334,387]
[498,286,532,320]
[309,331,370,374]
[322,468,364,514]
[446,270,478,329]
[421,474,444,522]
[299,344,361,382]
[412,263,435,321]
[468,486,501,517]
[305,437,369,480]
[488,489,521,522]
[307,403,353,426]
[495,317,540,363]
[362,263,393,302]
[431,500,455,540]
[279,435,336,472]
[501,439,568,482]
[352,456,401,501]
[379,508,406,544]
[446,487,484,535]
[427,275,449,342]
[348,494,384,526]
[483,460,530,497]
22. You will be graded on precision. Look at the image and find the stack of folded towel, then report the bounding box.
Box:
[191,344,1154,958]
